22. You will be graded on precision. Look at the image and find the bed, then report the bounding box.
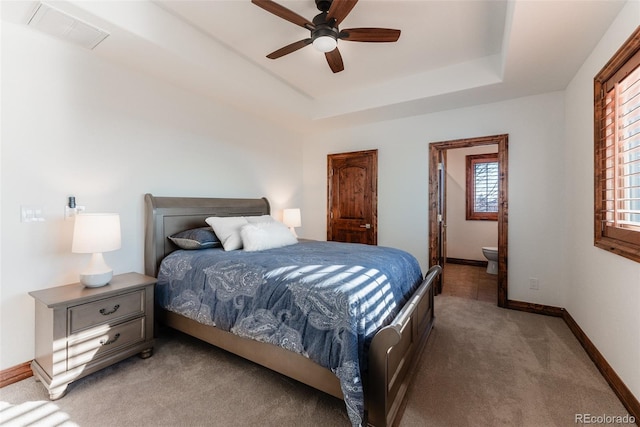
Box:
[144,193,440,427]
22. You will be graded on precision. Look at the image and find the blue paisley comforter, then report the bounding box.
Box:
[156,240,423,426]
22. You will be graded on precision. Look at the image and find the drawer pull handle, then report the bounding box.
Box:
[100,333,121,346]
[99,304,120,316]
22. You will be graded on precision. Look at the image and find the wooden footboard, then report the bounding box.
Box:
[366,265,441,427]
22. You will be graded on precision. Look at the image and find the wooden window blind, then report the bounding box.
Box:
[466,153,498,221]
[594,26,640,263]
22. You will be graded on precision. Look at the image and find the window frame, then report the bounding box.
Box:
[466,153,499,221]
[594,26,640,263]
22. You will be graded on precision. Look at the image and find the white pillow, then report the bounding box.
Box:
[240,221,298,252]
[246,215,275,224]
[205,216,249,251]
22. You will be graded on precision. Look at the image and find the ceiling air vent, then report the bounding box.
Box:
[27,2,109,50]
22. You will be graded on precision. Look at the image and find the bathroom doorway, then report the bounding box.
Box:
[428,134,508,307]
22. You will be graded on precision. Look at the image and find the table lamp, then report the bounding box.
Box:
[283,208,301,238]
[72,213,121,287]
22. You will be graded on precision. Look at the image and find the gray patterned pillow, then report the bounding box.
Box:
[168,227,220,250]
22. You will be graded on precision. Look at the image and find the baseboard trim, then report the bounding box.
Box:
[506,298,639,422]
[506,299,565,317]
[0,361,33,388]
[562,310,640,422]
[445,258,488,267]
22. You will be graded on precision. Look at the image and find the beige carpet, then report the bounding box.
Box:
[0,295,632,426]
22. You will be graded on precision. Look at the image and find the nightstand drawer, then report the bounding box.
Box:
[67,317,145,370]
[69,290,145,333]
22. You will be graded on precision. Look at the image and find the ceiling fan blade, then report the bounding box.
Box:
[251,0,314,30]
[339,28,401,42]
[325,48,344,73]
[266,39,312,59]
[326,0,358,26]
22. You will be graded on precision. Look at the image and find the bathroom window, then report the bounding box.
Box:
[594,26,640,263]
[466,153,498,221]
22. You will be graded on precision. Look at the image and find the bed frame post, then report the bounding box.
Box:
[144,193,160,278]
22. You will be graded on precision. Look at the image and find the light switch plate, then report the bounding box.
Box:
[21,206,45,222]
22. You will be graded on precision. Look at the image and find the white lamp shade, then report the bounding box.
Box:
[283,209,302,228]
[72,213,121,254]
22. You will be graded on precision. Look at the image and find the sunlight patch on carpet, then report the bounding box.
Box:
[0,400,78,426]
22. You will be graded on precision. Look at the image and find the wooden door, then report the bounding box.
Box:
[327,150,378,245]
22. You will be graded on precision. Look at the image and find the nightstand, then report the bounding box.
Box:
[29,272,156,400]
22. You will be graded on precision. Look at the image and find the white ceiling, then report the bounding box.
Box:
[1,0,627,131]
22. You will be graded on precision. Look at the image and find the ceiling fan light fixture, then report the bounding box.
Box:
[313,35,337,52]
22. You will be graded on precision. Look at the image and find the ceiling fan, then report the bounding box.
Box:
[251,0,400,73]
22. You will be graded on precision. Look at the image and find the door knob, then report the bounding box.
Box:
[359,224,371,229]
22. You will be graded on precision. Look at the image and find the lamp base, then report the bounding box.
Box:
[80,270,113,288]
[79,252,113,287]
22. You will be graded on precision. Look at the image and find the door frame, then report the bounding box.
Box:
[428,134,509,307]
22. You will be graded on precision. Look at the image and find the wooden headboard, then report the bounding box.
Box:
[144,193,270,277]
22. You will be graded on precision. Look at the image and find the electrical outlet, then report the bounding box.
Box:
[529,277,539,290]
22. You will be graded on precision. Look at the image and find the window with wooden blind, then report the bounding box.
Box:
[594,26,640,263]
[466,153,499,221]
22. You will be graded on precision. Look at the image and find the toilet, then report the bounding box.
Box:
[481,247,498,275]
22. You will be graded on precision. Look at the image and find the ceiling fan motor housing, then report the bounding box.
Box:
[315,0,332,12]
[312,12,339,40]
[314,26,338,38]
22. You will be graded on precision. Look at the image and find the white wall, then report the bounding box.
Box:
[0,22,303,370]
[302,91,567,307]
[564,1,640,402]
[446,145,499,261]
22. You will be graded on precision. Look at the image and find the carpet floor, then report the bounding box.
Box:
[0,295,631,426]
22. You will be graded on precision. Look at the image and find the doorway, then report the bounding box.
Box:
[428,135,509,307]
